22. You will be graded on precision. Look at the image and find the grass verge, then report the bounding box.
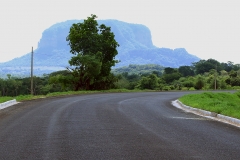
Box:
[0,97,15,103]
[179,91,240,119]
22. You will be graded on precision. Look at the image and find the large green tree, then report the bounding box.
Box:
[178,66,195,77]
[193,59,221,75]
[66,14,119,90]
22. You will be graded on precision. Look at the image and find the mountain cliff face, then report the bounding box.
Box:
[0,19,200,77]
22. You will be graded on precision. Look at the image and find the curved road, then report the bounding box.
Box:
[0,92,240,159]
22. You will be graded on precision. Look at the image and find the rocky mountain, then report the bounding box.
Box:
[0,19,200,77]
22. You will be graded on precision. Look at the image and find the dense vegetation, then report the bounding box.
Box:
[179,92,240,119]
[0,59,240,97]
[114,60,240,91]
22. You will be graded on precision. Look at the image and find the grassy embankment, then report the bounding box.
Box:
[179,91,240,119]
[0,97,15,103]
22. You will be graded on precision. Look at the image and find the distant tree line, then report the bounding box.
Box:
[114,59,240,91]
[0,72,63,97]
[0,58,240,97]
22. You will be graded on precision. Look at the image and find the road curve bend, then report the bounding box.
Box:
[0,92,240,159]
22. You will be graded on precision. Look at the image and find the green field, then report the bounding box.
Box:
[179,91,240,119]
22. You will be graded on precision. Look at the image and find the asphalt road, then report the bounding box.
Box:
[0,91,240,159]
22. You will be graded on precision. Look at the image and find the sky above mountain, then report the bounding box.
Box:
[0,0,240,64]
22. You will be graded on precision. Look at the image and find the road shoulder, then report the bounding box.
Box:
[0,99,19,110]
[172,100,240,128]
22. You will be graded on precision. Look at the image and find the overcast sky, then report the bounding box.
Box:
[1,0,240,64]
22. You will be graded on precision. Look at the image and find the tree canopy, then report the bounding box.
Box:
[193,59,221,74]
[66,14,119,90]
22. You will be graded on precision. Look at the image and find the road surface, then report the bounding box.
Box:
[0,92,240,159]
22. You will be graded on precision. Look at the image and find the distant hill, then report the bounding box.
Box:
[112,64,165,76]
[0,19,200,77]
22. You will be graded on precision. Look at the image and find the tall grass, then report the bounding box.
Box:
[179,91,240,119]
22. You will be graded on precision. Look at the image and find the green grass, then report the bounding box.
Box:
[0,97,15,103]
[179,91,240,119]
[15,95,46,101]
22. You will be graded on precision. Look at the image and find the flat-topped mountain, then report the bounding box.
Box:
[0,19,200,77]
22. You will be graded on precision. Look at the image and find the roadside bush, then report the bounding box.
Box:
[232,86,240,90]
[162,86,171,91]
[189,87,196,91]
[181,87,188,91]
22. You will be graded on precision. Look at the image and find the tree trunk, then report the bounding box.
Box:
[85,79,90,90]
